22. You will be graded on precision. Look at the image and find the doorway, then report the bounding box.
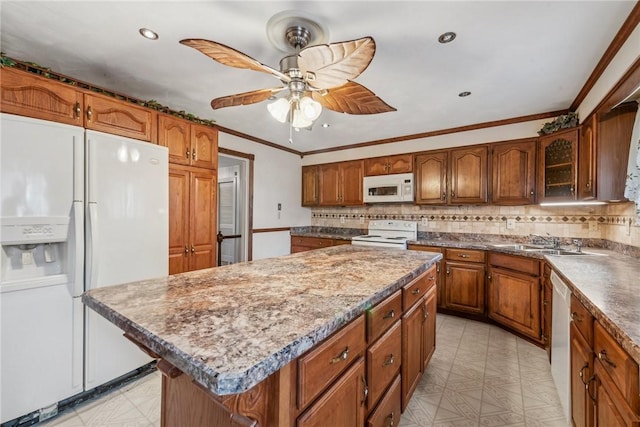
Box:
[218,149,253,264]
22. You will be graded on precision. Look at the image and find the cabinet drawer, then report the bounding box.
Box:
[594,321,639,410]
[570,294,594,346]
[367,291,402,343]
[298,315,366,410]
[366,321,401,409]
[402,266,436,310]
[489,252,540,276]
[367,375,401,427]
[291,236,333,249]
[446,248,485,263]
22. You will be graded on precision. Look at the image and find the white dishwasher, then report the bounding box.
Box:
[550,270,572,423]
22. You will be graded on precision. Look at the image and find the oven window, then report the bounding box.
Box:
[368,186,398,196]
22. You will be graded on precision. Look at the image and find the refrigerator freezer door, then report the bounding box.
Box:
[0,114,84,422]
[84,130,168,389]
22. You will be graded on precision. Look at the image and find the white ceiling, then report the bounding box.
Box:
[0,1,635,153]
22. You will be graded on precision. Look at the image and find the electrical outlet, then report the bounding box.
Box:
[359,215,364,224]
[506,219,516,230]
[340,215,345,224]
[421,216,428,226]
[589,221,598,232]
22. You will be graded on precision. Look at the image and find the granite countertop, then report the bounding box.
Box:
[82,245,442,396]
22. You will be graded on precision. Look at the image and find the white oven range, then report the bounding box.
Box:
[351,220,418,249]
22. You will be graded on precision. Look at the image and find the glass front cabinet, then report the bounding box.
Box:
[537,128,579,203]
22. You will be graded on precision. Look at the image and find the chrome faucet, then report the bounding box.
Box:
[530,234,561,249]
[573,239,583,253]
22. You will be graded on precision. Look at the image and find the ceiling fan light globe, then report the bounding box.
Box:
[291,109,313,129]
[299,96,322,120]
[267,98,290,123]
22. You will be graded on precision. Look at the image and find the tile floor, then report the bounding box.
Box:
[41,314,570,427]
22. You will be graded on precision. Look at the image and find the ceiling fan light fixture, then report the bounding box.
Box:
[267,98,290,123]
[299,96,322,121]
[291,108,313,129]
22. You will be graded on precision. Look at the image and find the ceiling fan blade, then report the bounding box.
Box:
[298,37,375,89]
[180,39,290,82]
[211,87,284,110]
[311,81,396,115]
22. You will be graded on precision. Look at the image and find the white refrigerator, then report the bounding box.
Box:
[0,114,168,423]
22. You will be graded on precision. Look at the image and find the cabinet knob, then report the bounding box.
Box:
[192,149,196,160]
[570,312,582,322]
[74,102,81,119]
[184,245,189,255]
[86,106,93,122]
[191,246,195,254]
[383,354,395,366]
[385,412,395,427]
[530,190,535,195]
[186,149,191,159]
[441,192,446,200]
[586,181,591,190]
[383,310,395,320]
[451,190,455,198]
[446,268,451,275]
[411,288,421,295]
[361,375,368,406]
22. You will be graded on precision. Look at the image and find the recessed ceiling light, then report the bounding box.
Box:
[139,28,159,40]
[458,91,471,97]
[322,123,330,128]
[438,32,456,43]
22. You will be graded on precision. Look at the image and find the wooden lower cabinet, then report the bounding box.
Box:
[571,322,595,427]
[422,286,437,370]
[443,259,485,315]
[407,245,444,308]
[595,361,640,427]
[297,357,366,427]
[168,166,217,274]
[367,375,401,427]
[401,297,423,411]
[291,236,350,253]
[542,264,552,361]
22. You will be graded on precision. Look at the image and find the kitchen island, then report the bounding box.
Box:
[83,245,442,427]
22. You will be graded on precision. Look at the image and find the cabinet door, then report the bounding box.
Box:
[422,285,437,371]
[595,362,640,427]
[570,323,594,427]
[415,151,448,204]
[159,114,191,165]
[543,264,552,362]
[578,115,597,200]
[388,154,413,174]
[538,128,578,203]
[443,261,485,315]
[340,160,364,205]
[191,124,217,169]
[318,163,341,205]
[297,357,365,427]
[84,93,153,141]
[364,157,390,176]
[491,140,536,205]
[401,298,424,411]
[168,168,191,275]
[487,267,541,341]
[302,166,319,206]
[189,170,217,271]
[449,146,488,204]
[0,67,83,125]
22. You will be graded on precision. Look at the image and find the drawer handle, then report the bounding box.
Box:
[578,363,589,384]
[598,350,617,368]
[361,375,368,406]
[385,412,395,427]
[428,275,435,281]
[411,288,421,295]
[570,312,582,322]
[383,354,395,366]
[329,347,349,365]
[458,253,470,258]
[383,310,395,320]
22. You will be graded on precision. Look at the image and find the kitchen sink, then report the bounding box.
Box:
[539,249,586,255]
[492,243,548,251]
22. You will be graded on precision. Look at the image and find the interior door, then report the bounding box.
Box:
[218,177,238,265]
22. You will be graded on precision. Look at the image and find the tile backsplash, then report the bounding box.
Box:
[311,201,639,248]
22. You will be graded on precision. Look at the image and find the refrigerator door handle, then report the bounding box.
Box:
[86,202,99,290]
[71,201,85,296]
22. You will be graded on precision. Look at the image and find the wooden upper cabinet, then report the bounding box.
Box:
[159,114,191,165]
[364,154,413,176]
[191,125,218,169]
[450,146,488,204]
[415,151,448,204]
[491,139,536,205]
[579,102,638,202]
[159,114,218,169]
[0,67,83,126]
[302,165,319,206]
[318,160,364,206]
[538,128,579,203]
[85,93,154,141]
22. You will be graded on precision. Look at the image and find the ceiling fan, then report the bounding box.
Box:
[179,22,396,133]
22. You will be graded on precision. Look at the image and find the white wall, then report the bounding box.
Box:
[218,131,311,259]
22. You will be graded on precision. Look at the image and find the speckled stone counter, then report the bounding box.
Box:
[290,225,363,241]
[82,245,441,396]
[545,253,640,366]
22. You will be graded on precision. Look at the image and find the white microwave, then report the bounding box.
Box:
[363,173,414,203]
